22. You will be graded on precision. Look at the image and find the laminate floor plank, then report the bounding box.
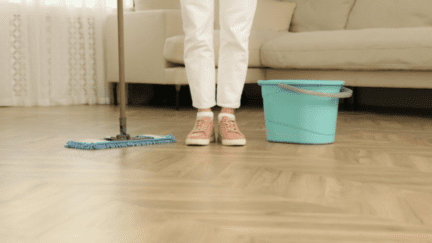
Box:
[0,105,431,243]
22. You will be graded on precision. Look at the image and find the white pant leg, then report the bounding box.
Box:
[217,0,257,109]
[180,0,216,109]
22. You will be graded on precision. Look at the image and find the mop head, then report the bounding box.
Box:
[65,134,176,150]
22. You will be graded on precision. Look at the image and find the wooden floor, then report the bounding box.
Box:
[1,104,432,243]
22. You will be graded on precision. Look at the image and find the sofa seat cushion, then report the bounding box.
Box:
[261,27,432,71]
[163,29,287,68]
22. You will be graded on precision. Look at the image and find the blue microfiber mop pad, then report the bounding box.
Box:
[65,134,176,150]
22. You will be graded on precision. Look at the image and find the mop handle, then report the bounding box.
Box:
[117,0,127,136]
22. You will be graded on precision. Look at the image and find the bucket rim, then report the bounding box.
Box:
[258,79,345,86]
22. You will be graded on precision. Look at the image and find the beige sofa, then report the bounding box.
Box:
[105,0,432,111]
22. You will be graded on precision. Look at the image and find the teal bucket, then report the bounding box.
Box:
[257,80,353,144]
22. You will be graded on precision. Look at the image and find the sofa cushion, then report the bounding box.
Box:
[135,0,292,31]
[164,29,287,68]
[215,0,296,31]
[260,27,432,71]
[346,0,432,30]
[280,0,356,32]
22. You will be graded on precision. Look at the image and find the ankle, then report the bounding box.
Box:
[197,109,214,120]
[220,107,234,115]
[198,108,212,112]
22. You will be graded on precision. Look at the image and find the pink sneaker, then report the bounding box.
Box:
[218,116,246,146]
[186,116,216,146]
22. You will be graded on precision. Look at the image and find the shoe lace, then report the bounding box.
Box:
[194,119,210,133]
[223,119,238,133]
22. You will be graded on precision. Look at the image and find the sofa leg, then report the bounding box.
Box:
[175,84,181,111]
[109,82,116,105]
[353,87,360,111]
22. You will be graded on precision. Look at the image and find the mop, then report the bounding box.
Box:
[65,0,176,150]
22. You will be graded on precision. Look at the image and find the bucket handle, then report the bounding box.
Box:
[278,83,353,99]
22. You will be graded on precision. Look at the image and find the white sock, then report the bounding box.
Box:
[218,113,235,122]
[197,111,214,120]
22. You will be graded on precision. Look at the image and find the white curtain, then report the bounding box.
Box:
[0,0,132,106]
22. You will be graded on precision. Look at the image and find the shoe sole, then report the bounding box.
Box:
[185,136,215,145]
[220,139,246,146]
[185,128,216,146]
[217,130,246,146]
[186,136,246,146]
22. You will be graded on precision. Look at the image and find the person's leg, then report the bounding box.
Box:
[217,0,257,146]
[180,0,216,145]
[180,0,216,110]
[217,0,257,110]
